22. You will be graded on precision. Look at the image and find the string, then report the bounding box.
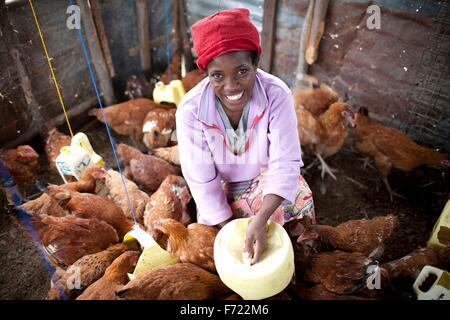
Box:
[28,0,74,137]
[67,0,138,225]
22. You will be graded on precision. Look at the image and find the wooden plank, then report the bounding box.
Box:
[305,0,329,65]
[295,0,315,87]
[260,0,278,72]
[90,0,115,78]
[75,0,116,106]
[136,0,151,73]
[172,0,180,56]
[178,0,193,73]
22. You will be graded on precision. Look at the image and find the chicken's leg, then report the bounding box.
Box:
[316,154,337,180]
[382,177,406,202]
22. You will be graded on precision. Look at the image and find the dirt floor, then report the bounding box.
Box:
[0,121,449,300]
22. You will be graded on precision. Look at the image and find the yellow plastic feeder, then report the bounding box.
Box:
[214,218,294,300]
[123,225,177,280]
[153,80,186,107]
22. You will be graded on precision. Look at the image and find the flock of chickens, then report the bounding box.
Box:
[0,54,449,300]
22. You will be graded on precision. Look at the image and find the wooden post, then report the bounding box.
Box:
[305,0,329,65]
[260,0,278,73]
[171,0,180,57]
[179,0,193,72]
[76,0,115,106]
[295,0,315,87]
[90,0,115,78]
[136,0,151,74]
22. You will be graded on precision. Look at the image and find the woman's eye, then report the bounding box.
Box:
[237,68,248,76]
[211,73,223,80]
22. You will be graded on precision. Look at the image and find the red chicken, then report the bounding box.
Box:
[116,143,179,193]
[48,243,134,300]
[0,145,39,186]
[45,126,71,172]
[381,246,450,283]
[142,108,176,149]
[295,102,354,181]
[88,98,171,142]
[28,214,118,267]
[303,250,391,295]
[143,175,191,242]
[343,107,450,201]
[45,166,109,195]
[77,250,140,300]
[152,218,218,273]
[115,263,231,300]
[297,215,398,260]
[48,189,134,239]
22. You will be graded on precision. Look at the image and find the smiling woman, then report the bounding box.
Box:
[175,8,316,265]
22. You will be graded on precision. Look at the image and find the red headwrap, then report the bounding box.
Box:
[191,8,262,71]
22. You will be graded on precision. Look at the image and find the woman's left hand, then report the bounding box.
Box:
[244,215,268,265]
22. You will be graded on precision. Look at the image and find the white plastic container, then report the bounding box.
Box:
[413,266,450,300]
[214,218,294,300]
[55,132,104,183]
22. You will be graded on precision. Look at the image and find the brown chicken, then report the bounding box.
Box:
[160,54,206,92]
[344,107,450,201]
[48,243,134,300]
[45,166,109,195]
[297,215,398,260]
[292,81,339,117]
[143,175,191,241]
[160,54,182,84]
[295,102,354,180]
[182,69,207,92]
[115,263,231,300]
[45,126,71,172]
[47,189,134,239]
[88,98,170,142]
[303,250,390,295]
[19,193,68,217]
[142,108,176,149]
[381,245,450,283]
[0,145,39,186]
[77,250,140,300]
[152,218,218,273]
[294,283,365,300]
[153,145,180,165]
[116,143,179,193]
[104,169,149,223]
[28,214,118,267]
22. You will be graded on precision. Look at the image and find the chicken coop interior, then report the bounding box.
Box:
[0,0,449,301]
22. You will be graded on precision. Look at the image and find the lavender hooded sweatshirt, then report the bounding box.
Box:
[176,68,303,226]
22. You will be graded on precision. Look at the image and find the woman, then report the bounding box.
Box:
[176,8,315,264]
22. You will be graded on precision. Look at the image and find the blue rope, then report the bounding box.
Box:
[68,0,138,225]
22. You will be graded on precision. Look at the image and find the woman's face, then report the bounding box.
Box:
[207,51,258,115]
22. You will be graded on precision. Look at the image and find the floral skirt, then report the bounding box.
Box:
[222,174,316,236]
